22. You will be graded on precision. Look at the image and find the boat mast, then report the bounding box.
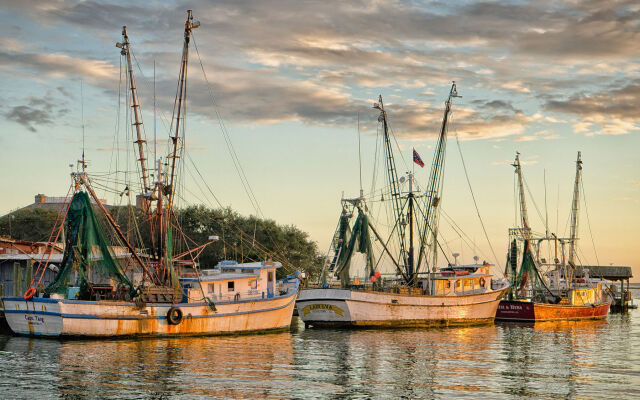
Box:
[374,97,409,281]
[568,151,582,270]
[407,172,415,282]
[416,82,459,280]
[117,27,151,208]
[167,10,199,210]
[513,153,531,240]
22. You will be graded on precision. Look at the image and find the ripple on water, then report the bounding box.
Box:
[1,311,640,399]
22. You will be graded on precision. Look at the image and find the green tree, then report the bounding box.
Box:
[1,204,324,280]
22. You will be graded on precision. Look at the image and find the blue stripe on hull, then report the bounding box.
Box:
[3,292,296,321]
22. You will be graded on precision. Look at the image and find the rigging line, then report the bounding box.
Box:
[190,38,301,270]
[191,34,263,216]
[107,56,124,203]
[522,175,546,228]
[439,209,494,266]
[387,123,411,174]
[454,133,501,268]
[185,153,297,272]
[513,170,518,227]
[369,123,381,200]
[580,178,600,265]
[128,48,173,137]
[127,47,151,188]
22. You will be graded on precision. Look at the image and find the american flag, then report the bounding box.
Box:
[413,148,424,168]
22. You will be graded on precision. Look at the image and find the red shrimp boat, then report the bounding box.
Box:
[496,152,611,322]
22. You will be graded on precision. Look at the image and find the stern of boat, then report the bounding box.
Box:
[296,288,353,326]
[2,297,63,336]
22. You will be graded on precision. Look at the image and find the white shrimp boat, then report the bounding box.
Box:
[298,264,508,328]
[297,83,509,328]
[3,10,300,338]
[3,262,299,337]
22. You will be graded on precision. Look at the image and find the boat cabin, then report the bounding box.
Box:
[429,264,493,296]
[179,260,280,303]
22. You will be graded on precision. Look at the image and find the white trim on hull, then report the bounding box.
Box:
[2,284,298,337]
[296,287,509,328]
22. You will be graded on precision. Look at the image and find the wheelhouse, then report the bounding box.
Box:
[179,260,280,303]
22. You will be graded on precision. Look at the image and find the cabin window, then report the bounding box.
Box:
[242,269,253,274]
[250,280,258,289]
[455,280,461,288]
[208,283,215,293]
[268,271,274,282]
[228,281,235,292]
[446,281,451,289]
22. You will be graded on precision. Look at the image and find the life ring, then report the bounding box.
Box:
[479,278,486,288]
[24,287,36,300]
[167,307,183,325]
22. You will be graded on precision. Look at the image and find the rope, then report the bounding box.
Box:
[581,178,600,265]
[453,133,502,272]
[191,33,263,216]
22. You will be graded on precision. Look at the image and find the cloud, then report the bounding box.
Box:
[471,99,521,113]
[0,0,638,141]
[512,1,640,61]
[546,82,640,135]
[4,94,69,132]
[0,51,117,85]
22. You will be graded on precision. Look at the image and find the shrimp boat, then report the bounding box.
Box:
[496,152,610,322]
[2,11,299,337]
[297,83,509,328]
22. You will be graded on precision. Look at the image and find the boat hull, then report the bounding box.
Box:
[2,288,297,337]
[495,299,610,322]
[296,287,508,328]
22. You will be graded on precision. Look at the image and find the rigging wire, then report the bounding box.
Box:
[453,132,501,268]
[191,33,263,217]
[523,174,546,228]
[580,178,600,265]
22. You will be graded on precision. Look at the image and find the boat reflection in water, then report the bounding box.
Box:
[498,318,611,398]
[294,324,503,398]
[0,315,636,398]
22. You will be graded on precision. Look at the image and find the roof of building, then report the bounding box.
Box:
[575,265,633,280]
[2,193,112,217]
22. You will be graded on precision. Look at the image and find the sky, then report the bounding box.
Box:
[1,0,639,280]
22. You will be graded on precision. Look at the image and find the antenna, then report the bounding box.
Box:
[357,112,363,199]
[81,80,86,171]
[154,60,157,165]
[544,168,548,238]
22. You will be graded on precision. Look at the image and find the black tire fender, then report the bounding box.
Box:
[167,307,183,325]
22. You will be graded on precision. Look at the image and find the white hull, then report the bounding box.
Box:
[3,285,297,337]
[296,287,508,327]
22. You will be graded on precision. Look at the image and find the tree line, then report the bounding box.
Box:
[0,205,324,279]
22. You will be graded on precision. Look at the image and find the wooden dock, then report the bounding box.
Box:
[575,265,635,312]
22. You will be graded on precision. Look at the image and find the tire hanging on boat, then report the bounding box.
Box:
[167,307,183,325]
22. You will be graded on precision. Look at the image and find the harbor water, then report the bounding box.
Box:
[1,302,639,398]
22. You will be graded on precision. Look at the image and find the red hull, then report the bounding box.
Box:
[495,300,610,322]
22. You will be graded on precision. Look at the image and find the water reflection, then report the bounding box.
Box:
[293,324,502,398]
[1,314,639,399]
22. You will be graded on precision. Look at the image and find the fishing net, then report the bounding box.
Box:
[44,191,134,297]
[516,239,556,302]
[164,226,181,292]
[335,209,377,288]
